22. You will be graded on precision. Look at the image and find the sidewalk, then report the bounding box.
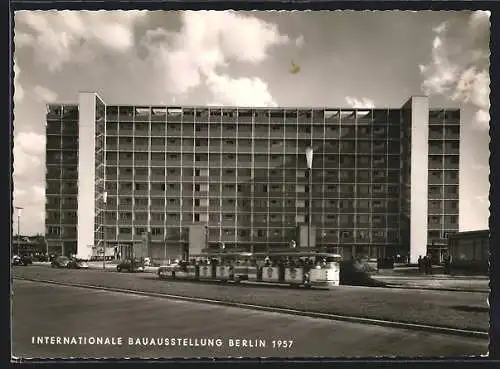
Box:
[373,275,489,292]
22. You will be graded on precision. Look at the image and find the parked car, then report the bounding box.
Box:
[12,254,32,266]
[67,258,89,269]
[51,256,70,268]
[32,254,48,262]
[117,258,145,273]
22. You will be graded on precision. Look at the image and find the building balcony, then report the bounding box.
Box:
[428,222,444,229]
[444,131,460,140]
[429,132,444,141]
[166,145,182,152]
[117,189,133,196]
[443,192,459,200]
[166,160,182,167]
[221,130,237,138]
[117,159,133,166]
[149,144,165,152]
[428,161,443,170]
[116,219,133,226]
[117,204,133,211]
[150,190,165,197]
[131,159,149,167]
[443,162,459,170]
[429,146,445,155]
[237,131,253,138]
[444,148,460,155]
[117,129,134,136]
[194,147,211,154]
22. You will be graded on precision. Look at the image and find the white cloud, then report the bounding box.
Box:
[142,11,289,98]
[475,195,489,205]
[13,132,45,177]
[474,109,490,130]
[419,11,490,130]
[15,10,148,72]
[13,187,27,201]
[433,22,447,34]
[295,34,304,48]
[420,35,459,95]
[34,85,58,103]
[15,32,34,47]
[13,59,24,103]
[469,10,491,29]
[345,96,375,109]
[452,67,489,108]
[205,72,277,107]
[472,163,489,172]
[32,184,45,200]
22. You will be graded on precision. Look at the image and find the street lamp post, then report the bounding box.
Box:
[102,191,108,270]
[15,206,23,255]
[305,147,314,249]
[205,225,209,251]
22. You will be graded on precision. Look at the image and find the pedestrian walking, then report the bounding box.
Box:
[418,255,423,273]
[422,255,428,274]
[444,254,451,274]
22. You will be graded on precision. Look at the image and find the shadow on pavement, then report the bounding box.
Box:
[452,305,489,313]
[340,260,387,287]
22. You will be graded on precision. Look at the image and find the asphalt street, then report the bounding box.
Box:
[12,266,489,332]
[12,280,488,359]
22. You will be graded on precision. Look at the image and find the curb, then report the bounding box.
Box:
[385,284,489,294]
[14,277,488,340]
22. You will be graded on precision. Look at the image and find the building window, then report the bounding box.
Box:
[48,226,60,235]
[152,228,163,236]
[119,227,131,235]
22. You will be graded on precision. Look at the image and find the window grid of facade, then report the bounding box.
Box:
[45,104,79,255]
[99,106,407,258]
[427,109,460,254]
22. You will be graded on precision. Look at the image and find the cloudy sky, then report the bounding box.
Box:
[13,10,490,236]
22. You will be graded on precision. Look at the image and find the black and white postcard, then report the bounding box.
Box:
[11,8,491,360]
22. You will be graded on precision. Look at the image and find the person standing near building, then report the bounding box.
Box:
[422,255,428,274]
[418,255,423,273]
[443,254,451,274]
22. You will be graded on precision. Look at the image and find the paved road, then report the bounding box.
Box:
[12,266,489,332]
[12,280,488,359]
[32,262,488,291]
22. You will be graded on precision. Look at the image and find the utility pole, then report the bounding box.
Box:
[102,191,108,270]
[305,147,314,250]
[15,206,23,255]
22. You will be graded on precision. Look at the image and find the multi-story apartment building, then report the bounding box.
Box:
[44,92,460,263]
